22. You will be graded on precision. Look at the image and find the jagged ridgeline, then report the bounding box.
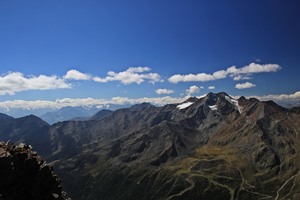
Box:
[1,92,300,200]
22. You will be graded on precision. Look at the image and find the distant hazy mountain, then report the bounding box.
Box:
[72,109,113,121]
[0,108,55,118]
[39,106,100,124]
[273,100,300,108]
[0,104,131,121]
[1,92,300,200]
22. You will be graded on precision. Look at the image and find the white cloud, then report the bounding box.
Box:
[92,76,107,83]
[235,82,256,89]
[228,63,281,81]
[227,63,281,74]
[251,91,300,102]
[208,86,215,90]
[155,89,174,95]
[64,69,90,80]
[168,63,281,83]
[93,66,162,85]
[0,67,162,96]
[168,70,226,84]
[243,91,300,108]
[186,85,200,96]
[126,66,151,73]
[0,96,185,111]
[212,70,227,79]
[0,72,70,95]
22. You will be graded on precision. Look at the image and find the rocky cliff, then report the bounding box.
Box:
[0,142,70,200]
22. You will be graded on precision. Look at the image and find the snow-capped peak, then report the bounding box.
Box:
[225,96,242,113]
[177,102,194,109]
[197,94,207,99]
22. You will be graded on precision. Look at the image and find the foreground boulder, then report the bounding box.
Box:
[0,142,70,200]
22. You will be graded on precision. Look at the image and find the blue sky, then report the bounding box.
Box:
[0,0,300,112]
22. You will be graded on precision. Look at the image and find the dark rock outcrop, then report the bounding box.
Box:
[0,142,70,200]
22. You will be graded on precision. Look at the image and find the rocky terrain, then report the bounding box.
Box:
[0,142,70,200]
[0,92,300,199]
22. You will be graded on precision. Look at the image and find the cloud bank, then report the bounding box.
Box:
[168,63,281,84]
[0,96,185,111]
[93,67,162,85]
[1,91,299,112]
[0,67,162,96]
[0,63,283,98]
[252,91,300,102]
[0,72,70,95]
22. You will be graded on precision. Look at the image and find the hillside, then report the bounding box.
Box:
[1,92,300,199]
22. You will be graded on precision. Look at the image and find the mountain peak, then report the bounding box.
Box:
[204,92,231,101]
[184,96,199,103]
[0,113,14,120]
[19,114,49,126]
[130,102,155,110]
[216,92,230,98]
[238,96,247,101]
[204,92,218,105]
[206,92,216,97]
[91,109,113,120]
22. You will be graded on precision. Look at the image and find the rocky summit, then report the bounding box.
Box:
[0,142,70,200]
[0,92,300,200]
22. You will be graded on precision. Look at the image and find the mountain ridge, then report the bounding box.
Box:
[0,92,300,199]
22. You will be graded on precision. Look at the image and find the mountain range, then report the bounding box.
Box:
[0,92,300,200]
[39,106,101,125]
[0,104,131,125]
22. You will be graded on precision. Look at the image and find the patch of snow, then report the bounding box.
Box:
[209,105,218,111]
[225,96,242,113]
[197,94,207,99]
[177,102,194,109]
